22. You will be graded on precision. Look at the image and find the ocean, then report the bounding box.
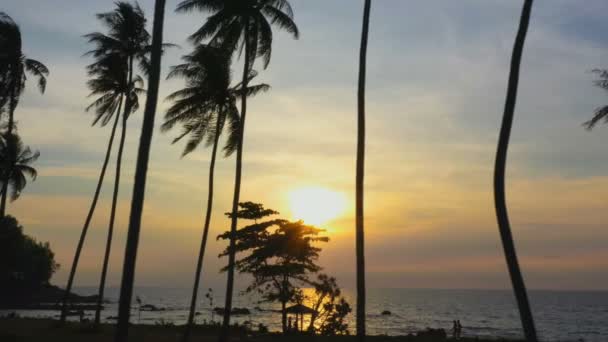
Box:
[4,287,608,342]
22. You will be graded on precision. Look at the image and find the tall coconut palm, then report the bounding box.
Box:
[356,1,371,340]
[0,12,48,217]
[114,0,166,340]
[175,2,298,339]
[162,44,269,342]
[95,55,145,326]
[60,2,151,325]
[0,133,39,210]
[493,1,537,341]
[584,69,608,130]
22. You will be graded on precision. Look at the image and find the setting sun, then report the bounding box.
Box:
[288,187,347,226]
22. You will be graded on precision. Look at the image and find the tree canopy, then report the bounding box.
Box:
[0,216,58,290]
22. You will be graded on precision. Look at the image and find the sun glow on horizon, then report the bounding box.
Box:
[288,187,347,227]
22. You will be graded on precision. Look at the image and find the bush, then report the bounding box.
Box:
[0,216,59,291]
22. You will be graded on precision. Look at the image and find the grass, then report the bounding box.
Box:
[0,318,521,342]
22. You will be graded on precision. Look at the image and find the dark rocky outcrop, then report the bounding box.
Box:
[0,284,101,309]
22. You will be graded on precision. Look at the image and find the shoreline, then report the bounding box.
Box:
[0,317,523,342]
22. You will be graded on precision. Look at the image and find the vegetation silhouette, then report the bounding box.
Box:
[161,44,269,342]
[114,0,166,341]
[174,1,299,341]
[60,1,151,326]
[0,216,58,294]
[584,69,608,129]
[0,12,47,218]
[0,133,39,208]
[493,1,537,341]
[307,274,351,335]
[356,1,372,340]
[218,202,351,335]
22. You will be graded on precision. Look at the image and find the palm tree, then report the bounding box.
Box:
[493,1,537,341]
[114,0,166,340]
[162,44,269,342]
[584,69,608,129]
[175,2,298,339]
[0,12,48,217]
[356,1,371,340]
[60,2,151,325]
[0,133,39,210]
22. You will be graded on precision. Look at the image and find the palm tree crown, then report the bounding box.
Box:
[584,69,608,130]
[0,133,38,202]
[86,53,145,126]
[162,44,268,156]
[84,2,151,74]
[176,0,299,69]
[0,12,48,117]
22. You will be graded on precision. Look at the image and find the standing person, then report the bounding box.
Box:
[452,320,458,339]
[456,320,463,339]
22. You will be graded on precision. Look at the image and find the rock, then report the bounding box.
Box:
[140,304,165,312]
[381,310,392,315]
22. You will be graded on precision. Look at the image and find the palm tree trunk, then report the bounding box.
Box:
[219,23,250,342]
[95,58,135,326]
[60,97,123,324]
[182,114,222,342]
[281,300,287,334]
[493,1,537,341]
[356,1,371,341]
[95,108,129,325]
[0,85,17,217]
[114,0,166,340]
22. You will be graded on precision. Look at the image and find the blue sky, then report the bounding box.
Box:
[3,0,608,291]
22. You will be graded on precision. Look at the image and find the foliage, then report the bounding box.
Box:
[584,69,608,129]
[175,0,299,70]
[0,216,59,290]
[162,45,269,157]
[218,202,328,332]
[0,12,48,119]
[318,297,351,336]
[84,1,151,126]
[0,133,39,201]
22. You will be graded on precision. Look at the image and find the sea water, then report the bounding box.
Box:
[4,287,607,342]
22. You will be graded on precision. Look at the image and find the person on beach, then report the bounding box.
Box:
[456,320,463,339]
[452,320,458,339]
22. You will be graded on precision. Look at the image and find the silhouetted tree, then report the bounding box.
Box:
[175,2,298,339]
[0,12,48,218]
[356,1,371,340]
[60,2,150,325]
[162,44,268,342]
[114,0,166,341]
[584,69,608,129]
[0,133,39,210]
[493,1,537,341]
[0,216,59,292]
[218,204,327,334]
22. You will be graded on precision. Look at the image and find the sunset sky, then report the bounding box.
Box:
[4,0,608,291]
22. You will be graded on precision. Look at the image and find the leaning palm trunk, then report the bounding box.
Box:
[220,24,251,342]
[114,0,166,341]
[95,58,135,325]
[95,107,129,325]
[356,1,371,341]
[493,1,537,341]
[182,114,222,342]
[60,97,123,323]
